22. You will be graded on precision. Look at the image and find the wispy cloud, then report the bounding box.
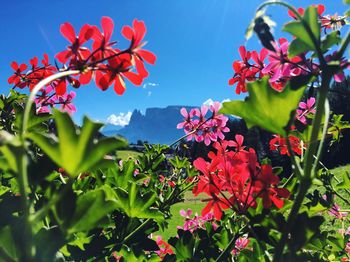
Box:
[142,82,159,89]
[203,98,231,106]
[106,112,132,126]
[147,91,152,96]
[203,98,215,106]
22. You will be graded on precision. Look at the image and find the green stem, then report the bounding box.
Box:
[273,179,311,261]
[286,134,303,179]
[17,148,33,261]
[17,69,80,261]
[123,218,152,243]
[311,99,330,177]
[304,73,331,179]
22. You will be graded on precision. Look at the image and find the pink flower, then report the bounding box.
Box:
[56,91,77,114]
[262,38,303,90]
[328,203,348,219]
[296,97,316,125]
[232,237,250,256]
[346,242,350,254]
[177,102,230,146]
[180,209,193,218]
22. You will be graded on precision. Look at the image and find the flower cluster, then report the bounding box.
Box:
[288,4,348,33]
[8,17,156,113]
[296,97,316,125]
[177,102,230,146]
[192,135,290,220]
[229,38,317,93]
[229,5,348,94]
[269,134,302,156]
[177,208,217,233]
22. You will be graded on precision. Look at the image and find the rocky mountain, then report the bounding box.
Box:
[102,106,196,144]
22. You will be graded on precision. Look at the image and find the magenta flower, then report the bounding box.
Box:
[232,236,250,256]
[56,91,77,114]
[328,203,348,219]
[177,102,230,146]
[296,97,316,125]
[262,38,302,90]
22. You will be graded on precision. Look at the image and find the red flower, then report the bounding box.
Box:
[95,53,143,95]
[202,195,230,220]
[8,61,28,88]
[56,22,94,64]
[92,16,118,61]
[255,165,290,209]
[122,19,156,77]
[269,134,302,156]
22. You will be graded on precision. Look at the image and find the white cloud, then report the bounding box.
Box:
[147,91,152,96]
[106,112,132,126]
[143,82,159,89]
[203,98,214,106]
[221,98,230,103]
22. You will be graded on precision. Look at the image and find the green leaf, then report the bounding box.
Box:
[335,171,350,189]
[27,110,127,177]
[220,77,306,136]
[67,185,118,233]
[0,226,18,261]
[283,6,320,52]
[344,0,350,4]
[115,183,163,221]
[321,31,341,52]
[289,38,312,57]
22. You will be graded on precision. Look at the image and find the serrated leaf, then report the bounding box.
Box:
[67,185,118,233]
[27,110,127,177]
[336,171,350,189]
[283,6,320,52]
[220,77,306,136]
[321,31,341,52]
[115,183,163,221]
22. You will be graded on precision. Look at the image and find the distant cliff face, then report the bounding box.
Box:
[104,106,195,144]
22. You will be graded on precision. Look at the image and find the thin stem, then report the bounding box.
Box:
[304,73,331,179]
[285,134,303,179]
[123,218,151,243]
[311,98,330,177]
[273,179,311,261]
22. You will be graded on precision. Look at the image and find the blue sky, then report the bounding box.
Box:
[1,0,347,125]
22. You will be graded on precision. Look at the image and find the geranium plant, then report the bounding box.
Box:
[1,1,350,262]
